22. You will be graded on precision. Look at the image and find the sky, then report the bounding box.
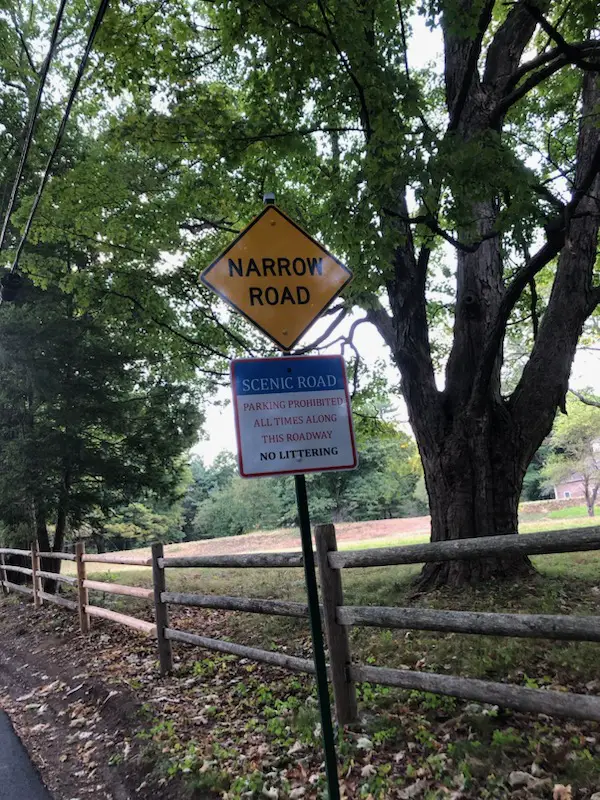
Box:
[193,13,600,464]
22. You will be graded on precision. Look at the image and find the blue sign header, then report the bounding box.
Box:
[231,355,346,396]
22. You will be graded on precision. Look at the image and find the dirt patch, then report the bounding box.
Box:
[88,515,432,566]
[170,516,432,556]
[0,597,209,800]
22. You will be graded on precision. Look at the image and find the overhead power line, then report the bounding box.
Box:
[8,0,111,279]
[0,0,69,255]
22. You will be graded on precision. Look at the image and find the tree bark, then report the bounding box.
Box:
[586,482,598,517]
[34,500,59,592]
[416,401,534,589]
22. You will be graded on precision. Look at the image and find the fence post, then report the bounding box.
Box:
[75,542,90,634]
[31,542,42,608]
[315,523,358,725]
[0,552,8,595]
[152,542,173,675]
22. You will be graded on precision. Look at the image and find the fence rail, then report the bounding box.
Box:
[84,579,154,600]
[337,605,600,641]
[329,527,600,569]
[38,551,76,561]
[159,552,304,569]
[162,592,310,618]
[82,553,152,566]
[85,605,157,634]
[2,525,600,727]
[348,664,600,722]
[164,627,316,673]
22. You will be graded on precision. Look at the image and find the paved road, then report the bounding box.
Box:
[0,711,52,799]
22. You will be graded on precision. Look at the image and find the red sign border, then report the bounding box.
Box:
[230,354,359,479]
[201,206,353,352]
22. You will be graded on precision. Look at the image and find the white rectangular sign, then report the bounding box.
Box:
[231,355,358,478]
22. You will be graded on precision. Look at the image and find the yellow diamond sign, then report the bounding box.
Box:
[200,205,352,351]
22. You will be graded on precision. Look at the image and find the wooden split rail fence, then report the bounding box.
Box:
[2,525,600,726]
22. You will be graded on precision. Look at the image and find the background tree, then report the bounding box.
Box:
[543,396,600,517]
[102,501,185,550]
[0,277,201,581]
[521,444,554,503]
[181,452,238,538]
[0,2,229,575]
[188,428,424,540]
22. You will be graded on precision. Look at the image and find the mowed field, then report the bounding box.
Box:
[72,503,600,572]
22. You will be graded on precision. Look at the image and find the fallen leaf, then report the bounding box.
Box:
[553,786,572,800]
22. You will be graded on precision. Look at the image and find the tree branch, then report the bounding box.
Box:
[569,389,600,409]
[483,0,542,85]
[471,239,562,408]
[492,55,572,123]
[508,71,600,454]
[396,0,410,81]
[365,301,395,353]
[231,125,365,144]
[522,2,600,70]
[472,128,600,407]
[381,206,499,253]
[447,0,495,132]
[8,8,38,76]
[316,0,372,139]
[106,290,231,362]
[485,10,600,124]
[180,218,240,235]
[260,0,328,40]
[295,307,348,354]
[529,277,539,340]
[507,40,600,88]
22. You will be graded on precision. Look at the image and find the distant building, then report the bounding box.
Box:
[554,474,588,500]
[554,440,600,500]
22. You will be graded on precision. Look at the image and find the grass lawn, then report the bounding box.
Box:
[547,505,595,520]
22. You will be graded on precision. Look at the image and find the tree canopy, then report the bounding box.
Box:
[1,1,600,587]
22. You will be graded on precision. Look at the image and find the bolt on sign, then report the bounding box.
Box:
[231,355,358,478]
[200,205,353,351]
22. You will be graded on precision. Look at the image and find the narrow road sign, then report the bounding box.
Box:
[231,354,358,478]
[201,205,352,351]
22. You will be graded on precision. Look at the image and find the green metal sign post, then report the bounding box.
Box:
[294,472,341,800]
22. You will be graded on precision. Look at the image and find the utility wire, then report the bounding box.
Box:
[8,0,111,278]
[0,0,69,255]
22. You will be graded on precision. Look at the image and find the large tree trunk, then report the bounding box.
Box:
[418,404,534,589]
[355,4,599,590]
